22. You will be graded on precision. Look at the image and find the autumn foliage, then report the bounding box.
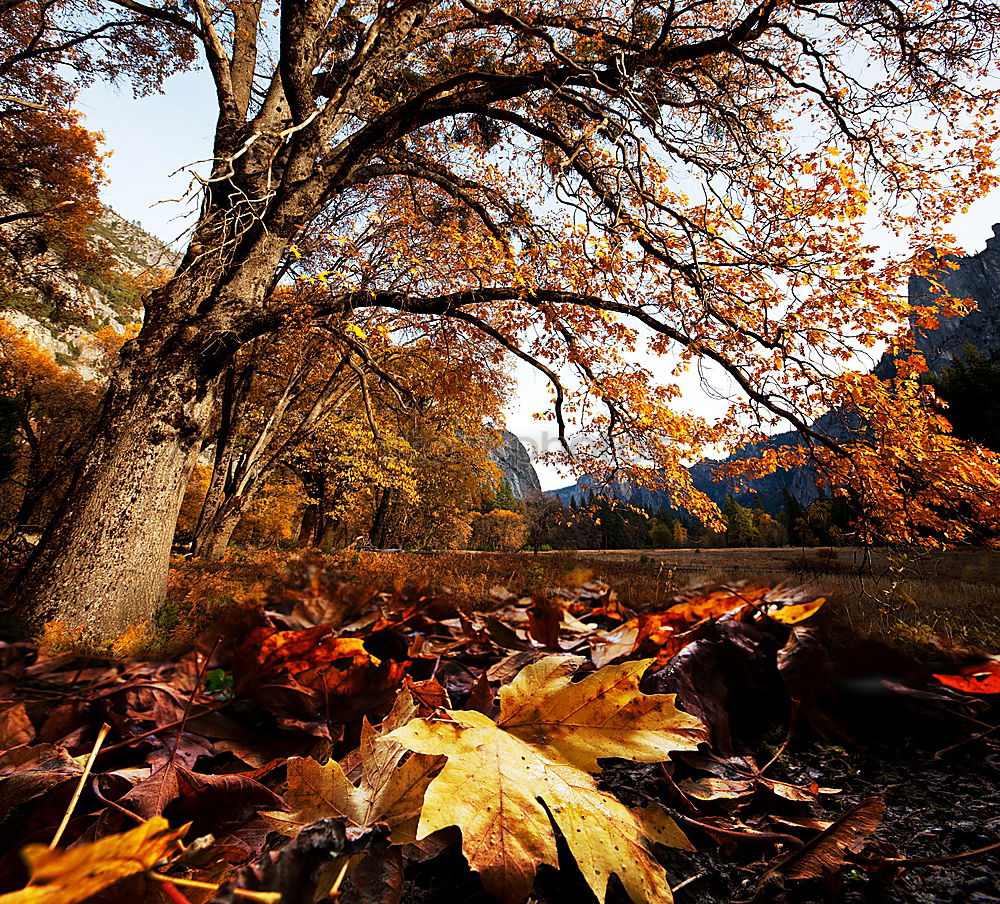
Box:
[2,0,999,641]
[2,556,997,903]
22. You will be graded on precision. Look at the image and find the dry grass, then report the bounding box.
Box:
[164,545,1000,655]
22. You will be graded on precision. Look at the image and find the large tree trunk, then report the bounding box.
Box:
[5,337,215,637]
[8,383,211,637]
[369,488,394,548]
[5,226,287,639]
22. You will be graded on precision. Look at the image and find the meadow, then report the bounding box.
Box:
[165,544,1000,655]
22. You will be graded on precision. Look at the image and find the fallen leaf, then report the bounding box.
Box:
[0,704,35,749]
[588,622,641,669]
[223,818,388,904]
[0,816,185,903]
[678,776,754,801]
[766,797,886,881]
[236,626,405,721]
[268,691,442,843]
[933,659,1000,694]
[497,655,706,772]
[765,597,827,624]
[391,655,703,903]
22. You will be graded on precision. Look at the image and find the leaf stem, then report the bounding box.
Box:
[49,722,110,849]
[149,872,282,903]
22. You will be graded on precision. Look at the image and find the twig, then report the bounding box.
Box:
[933,723,999,760]
[671,872,705,894]
[149,872,281,903]
[759,699,800,775]
[166,637,222,768]
[50,722,110,848]
[158,880,194,904]
[659,763,700,815]
[875,838,1000,867]
[675,813,803,847]
[329,857,351,899]
[91,776,146,826]
[95,702,228,757]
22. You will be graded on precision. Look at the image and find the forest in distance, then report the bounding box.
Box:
[2,0,1000,903]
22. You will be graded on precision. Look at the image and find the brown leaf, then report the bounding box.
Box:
[766,797,886,881]
[465,670,496,717]
[268,691,442,844]
[527,601,561,649]
[678,776,754,802]
[0,704,34,748]
[339,845,403,904]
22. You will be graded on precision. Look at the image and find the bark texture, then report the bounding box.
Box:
[7,231,285,638]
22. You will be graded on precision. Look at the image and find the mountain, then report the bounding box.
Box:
[1,203,178,379]
[900,224,1000,372]
[489,430,543,499]
[552,224,1000,514]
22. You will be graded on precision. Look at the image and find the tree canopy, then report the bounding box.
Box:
[5,0,1000,638]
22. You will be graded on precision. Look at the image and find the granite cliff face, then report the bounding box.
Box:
[489,430,543,499]
[904,224,1000,370]
[1,204,178,380]
[552,225,1000,514]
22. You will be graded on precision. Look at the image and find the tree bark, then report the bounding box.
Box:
[6,349,214,638]
[191,498,244,560]
[5,226,287,639]
[192,364,243,545]
[369,487,394,548]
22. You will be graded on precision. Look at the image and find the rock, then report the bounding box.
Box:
[1,199,179,382]
[488,430,542,499]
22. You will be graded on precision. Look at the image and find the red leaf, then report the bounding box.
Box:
[933,660,1000,694]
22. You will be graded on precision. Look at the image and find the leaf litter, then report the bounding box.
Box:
[0,565,996,904]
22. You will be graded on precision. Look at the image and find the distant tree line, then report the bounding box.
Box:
[505,487,858,552]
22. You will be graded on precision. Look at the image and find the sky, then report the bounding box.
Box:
[78,71,1000,490]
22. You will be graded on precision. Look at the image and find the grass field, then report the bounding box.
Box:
[167,544,1000,654]
[531,546,1000,651]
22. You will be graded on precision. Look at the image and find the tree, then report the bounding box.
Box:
[471,509,528,552]
[723,493,754,547]
[0,1,193,309]
[8,0,1000,640]
[0,323,99,532]
[493,480,520,514]
[189,321,367,558]
[283,331,507,550]
[781,488,809,547]
[932,344,1000,453]
[522,490,563,553]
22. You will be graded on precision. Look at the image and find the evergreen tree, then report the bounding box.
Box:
[493,479,520,512]
[931,344,1000,452]
[723,493,755,547]
[781,488,809,546]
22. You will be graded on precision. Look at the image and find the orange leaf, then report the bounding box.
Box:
[933,660,1000,694]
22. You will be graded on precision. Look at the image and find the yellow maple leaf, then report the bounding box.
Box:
[0,817,185,904]
[264,690,442,843]
[765,597,827,624]
[391,655,706,904]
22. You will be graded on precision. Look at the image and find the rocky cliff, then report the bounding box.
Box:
[1,203,178,379]
[553,224,1000,514]
[903,224,1000,371]
[489,430,543,499]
